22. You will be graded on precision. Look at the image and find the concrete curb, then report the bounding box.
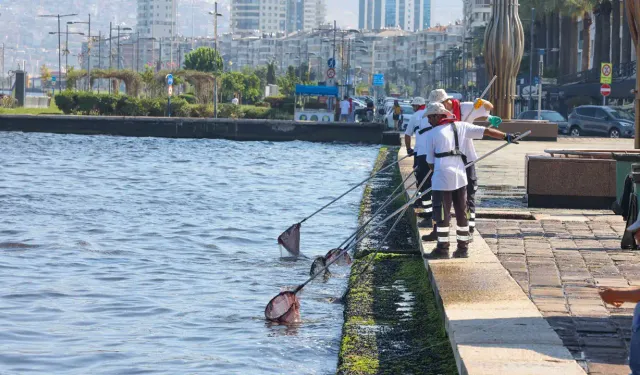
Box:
[398,148,586,375]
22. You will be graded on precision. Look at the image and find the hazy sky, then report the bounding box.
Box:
[327,0,464,29]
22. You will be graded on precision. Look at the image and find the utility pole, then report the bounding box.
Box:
[88,14,91,91]
[528,7,535,111]
[117,26,121,69]
[210,2,222,118]
[40,13,77,94]
[109,21,112,94]
[1,43,4,94]
[65,24,69,78]
[98,31,101,93]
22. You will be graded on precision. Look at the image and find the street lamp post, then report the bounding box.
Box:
[68,14,91,90]
[209,3,223,118]
[39,13,78,93]
[48,28,84,90]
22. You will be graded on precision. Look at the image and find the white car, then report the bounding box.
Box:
[385,104,416,130]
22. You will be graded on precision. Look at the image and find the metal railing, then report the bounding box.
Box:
[557,61,636,85]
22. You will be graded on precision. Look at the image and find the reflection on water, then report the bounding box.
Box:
[0,132,378,374]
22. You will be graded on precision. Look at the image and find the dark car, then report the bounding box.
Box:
[568,105,635,138]
[517,110,569,134]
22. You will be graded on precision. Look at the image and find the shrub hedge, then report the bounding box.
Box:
[54,91,292,120]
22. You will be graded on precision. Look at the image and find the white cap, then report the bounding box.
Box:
[428,89,453,103]
[425,102,453,117]
[411,97,426,105]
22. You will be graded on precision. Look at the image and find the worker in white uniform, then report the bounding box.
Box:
[403,97,430,218]
[422,102,518,259]
[428,89,498,236]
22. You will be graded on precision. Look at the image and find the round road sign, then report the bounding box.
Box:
[601,84,611,97]
[168,85,173,96]
[601,64,612,77]
[326,68,336,79]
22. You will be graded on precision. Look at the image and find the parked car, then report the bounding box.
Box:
[568,105,635,138]
[385,104,416,129]
[517,110,569,134]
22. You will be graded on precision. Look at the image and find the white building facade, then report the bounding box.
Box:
[137,0,178,39]
[359,0,431,32]
[462,0,491,35]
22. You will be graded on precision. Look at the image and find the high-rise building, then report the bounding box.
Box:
[232,0,325,35]
[232,0,301,34]
[137,0,177,38]
[359,0,430,32]
[463,0,491,35]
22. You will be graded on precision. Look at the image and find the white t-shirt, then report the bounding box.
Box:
[425,121,486,191]
[459,101,491,162]
[231,98,239,105]
[340,100,351,115]
[413,110,431,156]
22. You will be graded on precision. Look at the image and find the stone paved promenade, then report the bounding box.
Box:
[473,137,638,374]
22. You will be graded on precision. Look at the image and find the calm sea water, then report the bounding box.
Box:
[0,133,378,374]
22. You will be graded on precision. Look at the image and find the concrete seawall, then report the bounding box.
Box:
[0,115,388,144]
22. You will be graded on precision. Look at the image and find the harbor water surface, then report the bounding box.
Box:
[0,133,379,374]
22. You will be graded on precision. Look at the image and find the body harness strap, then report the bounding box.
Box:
[434,123,467,164]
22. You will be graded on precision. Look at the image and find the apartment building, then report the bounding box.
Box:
[358,0,431,32]
[463,0,491,35]
[137,0,177,39]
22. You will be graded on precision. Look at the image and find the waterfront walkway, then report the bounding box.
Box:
[400,137,638,375]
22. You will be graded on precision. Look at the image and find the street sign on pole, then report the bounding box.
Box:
[168,85,173,96]
[327,58,336,69]
[600,63,612,84]
[166,73,174,86]
[52,76,57,82]
[326,68,336,79]
[600,84,611,97]
[373,74,384,86]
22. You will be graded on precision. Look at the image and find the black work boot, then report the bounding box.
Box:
[453,245,469,258]
[418,218,432,228]
[423,246,449,259]
[421,226,438,242]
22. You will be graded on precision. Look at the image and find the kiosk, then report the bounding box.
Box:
[294,84,338,122]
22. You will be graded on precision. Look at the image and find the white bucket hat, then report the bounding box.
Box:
[428,89,453,103]
[425,102,453,117]
[411,97,426,106]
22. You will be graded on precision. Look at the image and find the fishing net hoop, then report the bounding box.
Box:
[264,291,300,322]
[277,223,301,257]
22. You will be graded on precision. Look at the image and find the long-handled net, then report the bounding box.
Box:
[308,167,418,275]
[265,131,532,323]
[277,154,413,257]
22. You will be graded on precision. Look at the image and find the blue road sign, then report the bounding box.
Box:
[166,74,174,85]
[533,76,540,85]
[538,49,546,56]
[52,76,57,82]
[373,74,384,86]
[327,58,336,69]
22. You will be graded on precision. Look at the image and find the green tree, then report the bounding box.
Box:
[242,72,262,103]
[220,71,246,102]
[267,62,277,84]
[253,66,268,90]
[183,47,223,74]
[40,64,52,89]
[276,66,300,97]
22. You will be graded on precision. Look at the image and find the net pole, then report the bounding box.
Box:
[298,154,413,225]
[337,166,417,251]
[291,131,531,294]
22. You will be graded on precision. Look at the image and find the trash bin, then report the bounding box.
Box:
[613,154,640,205]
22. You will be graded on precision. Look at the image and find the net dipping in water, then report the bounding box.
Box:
[264,291,301,323]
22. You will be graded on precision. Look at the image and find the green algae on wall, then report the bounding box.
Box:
[337,254,457,375]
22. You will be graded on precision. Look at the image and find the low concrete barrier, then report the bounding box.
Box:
[527,155,616,208]
[0,115,388,144]
[477,120,558,141]
[24,96,51,109]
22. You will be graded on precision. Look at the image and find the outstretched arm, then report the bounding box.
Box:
[483,127,506,140]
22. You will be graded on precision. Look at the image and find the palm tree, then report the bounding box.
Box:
[599,0,613,67]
